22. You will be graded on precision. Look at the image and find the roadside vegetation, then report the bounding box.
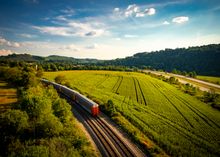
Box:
[171,69,197,78]
[0,66,96,157]
[45,70,220,157]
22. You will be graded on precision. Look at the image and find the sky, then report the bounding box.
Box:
[0,0,220,59]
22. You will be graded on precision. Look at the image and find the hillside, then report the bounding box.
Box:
[0,54,100,64]
[104,44,220,76]
[1,44,220,76]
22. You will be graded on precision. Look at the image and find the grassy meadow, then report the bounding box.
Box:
[197,75,220,85]
[44,70,220,156]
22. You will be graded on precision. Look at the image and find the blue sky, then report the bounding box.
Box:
[0,0,220,59]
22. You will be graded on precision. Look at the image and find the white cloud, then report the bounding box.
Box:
[33,26,74,36]
[0,49,14,56]
[55,15,67,21]
[121,4,156,18]
[61,44,80,52]
[125,4,139,17]
[85,43,99,49]
[144,8,156,15]
[163,21,170,25]
[61,7,75,16]
[0,36,21,48]
[20,33,37,38]
[114,8,120,12]
[34,19,106,37]
[124,34,138,38]
[172,16,189,24]
[136,12,145,17]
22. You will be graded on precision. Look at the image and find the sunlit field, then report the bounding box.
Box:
[44,70,220,156]
[0,80,17,112]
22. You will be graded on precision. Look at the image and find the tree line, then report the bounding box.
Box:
[1,43,220,76]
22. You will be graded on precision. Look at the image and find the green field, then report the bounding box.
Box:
[197,75,220,85]
[0,80,17,112]
[44,71,220,156]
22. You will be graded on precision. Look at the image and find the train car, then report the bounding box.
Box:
[41,79,99,116]
[75,92,99,116]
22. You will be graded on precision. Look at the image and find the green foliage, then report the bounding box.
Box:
[20,86,53,119]
[0,81,96,156]
[0,66,40,88]
[168,76,179,84]
[52,98,72,123]
[9,143,49,157]
[202,90,220,110]
[55,74,67,84]
[0,110,29,136]
[0,110,29,156]
[103,99,117,116]
[44,70,220,157]
[106,44,220,76]
[182,83,198,95]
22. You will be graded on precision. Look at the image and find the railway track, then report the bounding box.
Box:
[60,92,144,157]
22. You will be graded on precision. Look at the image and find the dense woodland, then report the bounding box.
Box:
[105,44,220,76]
[0,66,95,157]
[0,44,220,76]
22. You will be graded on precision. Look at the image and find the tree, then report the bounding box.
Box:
[55,75,67,84]
[0,110,29,136]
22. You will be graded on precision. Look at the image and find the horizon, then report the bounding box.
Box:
[2,43,220,60]
[0,0,220,59]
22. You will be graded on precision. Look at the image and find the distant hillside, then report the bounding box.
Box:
[0,54,100,64]
[0,44,220,76]
[0,54,44,62]
[104,44,220,76]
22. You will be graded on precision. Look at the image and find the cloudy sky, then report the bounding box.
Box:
[0,0,220,59]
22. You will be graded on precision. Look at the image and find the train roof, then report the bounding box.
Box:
[41,79,98,107]
[75,92,98,107]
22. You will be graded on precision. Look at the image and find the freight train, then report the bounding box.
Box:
[41,79,99,116]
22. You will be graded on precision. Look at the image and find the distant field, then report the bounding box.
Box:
[197,75,220,85]
[0,80,17,112]
[44,71,220,156]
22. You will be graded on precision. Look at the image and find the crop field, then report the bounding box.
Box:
[0,80,17,112]
[44,71,220,156]
[197,75,220,85]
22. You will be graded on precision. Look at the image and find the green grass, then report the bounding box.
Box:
[44,70,220,157]
[197,75,220,85]
[0,80,17,112]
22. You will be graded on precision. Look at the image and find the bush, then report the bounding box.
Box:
[55,75,67,84]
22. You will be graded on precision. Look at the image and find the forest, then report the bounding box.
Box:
[105,44,220,76]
